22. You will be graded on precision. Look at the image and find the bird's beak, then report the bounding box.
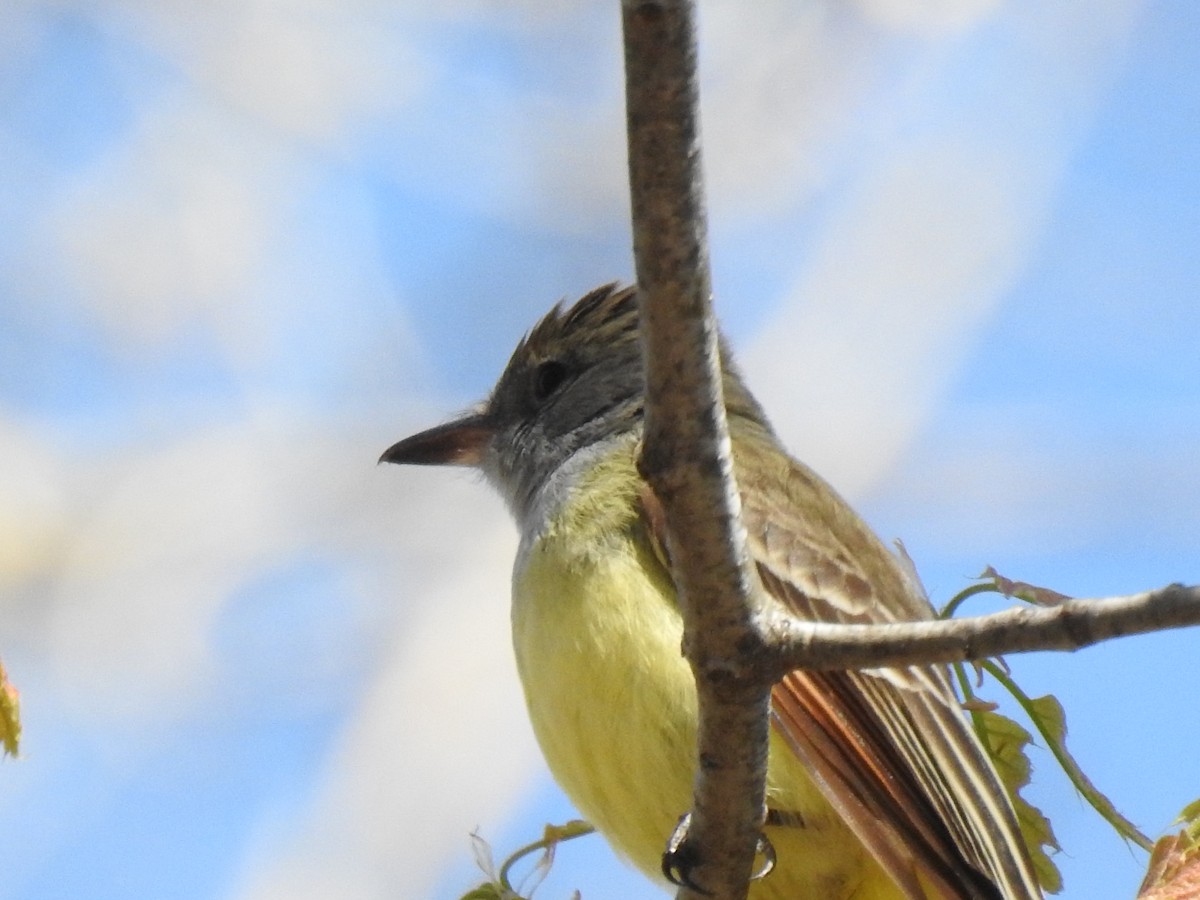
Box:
[379,412,494,467]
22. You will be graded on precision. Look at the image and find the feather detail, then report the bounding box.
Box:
[636,424,1042,900]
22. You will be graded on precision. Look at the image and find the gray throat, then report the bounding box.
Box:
[487,433,636,553]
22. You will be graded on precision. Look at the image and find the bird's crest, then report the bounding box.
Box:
[518,283,640,361]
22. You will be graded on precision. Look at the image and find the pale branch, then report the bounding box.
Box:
[617,1,1199,899]
[622,2,771,900]
[752,583,1200,679]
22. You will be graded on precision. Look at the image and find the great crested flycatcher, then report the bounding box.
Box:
[382,284,1041,900]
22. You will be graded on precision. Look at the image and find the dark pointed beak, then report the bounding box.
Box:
[379,412,494,467]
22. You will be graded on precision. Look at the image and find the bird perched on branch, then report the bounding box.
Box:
[382,283,1041,899]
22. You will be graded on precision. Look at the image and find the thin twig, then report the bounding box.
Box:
[756,583,1200,677]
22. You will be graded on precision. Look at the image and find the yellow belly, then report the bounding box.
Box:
[510,465,904,898]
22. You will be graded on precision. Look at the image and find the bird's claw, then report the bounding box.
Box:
[660,812,777,892]
[752,831,776,881]
[662,813,710,893]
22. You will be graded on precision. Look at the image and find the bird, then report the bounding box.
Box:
[381,283,1042,899]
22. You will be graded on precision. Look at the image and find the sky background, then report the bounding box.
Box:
[0,1,1197,899]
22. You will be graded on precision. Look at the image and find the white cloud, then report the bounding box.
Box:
[232,500,538,900]
[0,382,543,894]
[744,0,1144,499]
[6,0,428,370]
[115,0,426,151]
[46,415,304,724]
[877,401,1200,559]
[744,139,1038,497]
[43,103,296,362]
[0,400,467,723]
[700,2,885,221]
[851,0,1002,37]
[0,419,69,590]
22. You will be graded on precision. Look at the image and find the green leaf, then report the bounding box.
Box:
[983,661,1152,853]
[459,820,596,900]
[946,568,1153,876]
[459,887,509,900]
[462,831,523,900]
[943,568,1163,892]
[542,820,595,843]
[972,703,1062,894]
[946,595,1062,892]
[1174,799,1200,848]
[0,660,19,759]
[498,820,595,897]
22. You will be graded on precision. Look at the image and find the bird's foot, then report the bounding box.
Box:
[661,813,777,893]
[662,813,708,893]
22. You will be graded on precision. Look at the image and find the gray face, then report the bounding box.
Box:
[375,283,772,524]
[480,291,646,520]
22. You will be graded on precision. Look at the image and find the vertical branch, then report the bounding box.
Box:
[621,2,771,899]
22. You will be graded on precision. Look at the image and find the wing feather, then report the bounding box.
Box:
[732,433,1041,900]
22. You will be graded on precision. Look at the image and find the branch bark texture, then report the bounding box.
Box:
[622,2,769,899]
[757,583,1200,676]
[620,4,1199,900]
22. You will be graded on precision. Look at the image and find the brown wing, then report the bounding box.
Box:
[638,429,1041,900]
[733,433,1041,900]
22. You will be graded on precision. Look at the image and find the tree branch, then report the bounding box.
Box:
[619,4,1198,900]
[622,2,770,899]
[754,583,1200,678]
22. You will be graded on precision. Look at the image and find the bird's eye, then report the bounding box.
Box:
[532,360,569,403]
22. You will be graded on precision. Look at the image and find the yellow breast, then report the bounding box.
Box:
[511,447,693,875]
[510,446,902,899]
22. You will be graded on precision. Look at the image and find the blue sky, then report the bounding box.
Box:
[0,2,1196,899]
